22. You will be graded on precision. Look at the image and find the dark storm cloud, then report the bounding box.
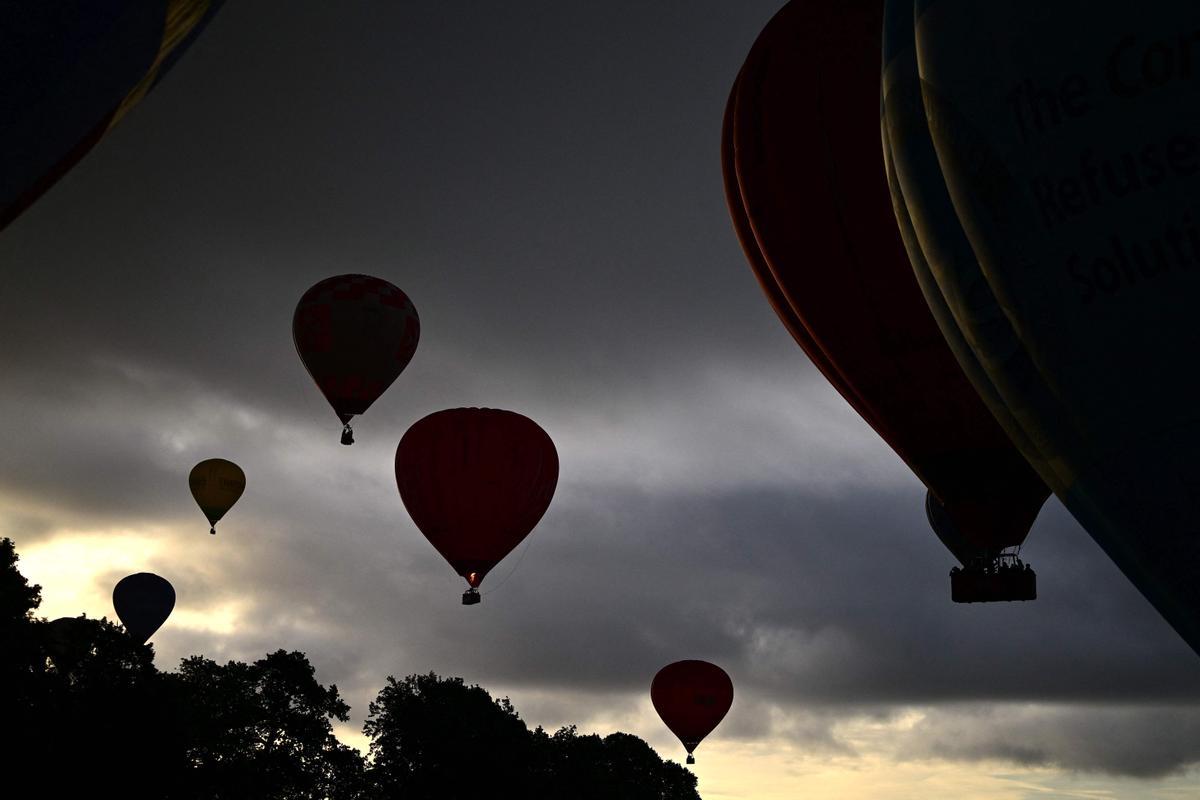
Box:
[0,0,785,398]
[2,0,1198,784]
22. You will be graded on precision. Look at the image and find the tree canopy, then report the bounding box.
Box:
[0,538,700,799]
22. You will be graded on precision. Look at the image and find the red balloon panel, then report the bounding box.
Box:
[396,408,559,586]
[651,660,734,754]
[293,274,420,424]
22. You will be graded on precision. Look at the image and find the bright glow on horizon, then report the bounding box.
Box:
[19,528,168,620]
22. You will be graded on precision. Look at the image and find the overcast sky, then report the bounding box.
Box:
[2,3,1198,798]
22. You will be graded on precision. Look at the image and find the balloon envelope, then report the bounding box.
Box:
[880,0,1058,486]
[912,0,1200,654]
[395,408,558,596]
[293,274,420,442]
[188,457,245,534]
[44,616,92,667]
[112,573,175,645]
[651,660,733,761]
[0,1,226,231]
[725,0,1048,555]
[924,490,978,567]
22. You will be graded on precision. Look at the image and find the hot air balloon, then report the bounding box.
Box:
[395,408,558,605]
[905,1,1200,655]
[44,616,92,668]
[112,573,175,645]
[926,491,1035,602]
[724,0,1050,597]
[651,660,733,765]
[0,1,226,232]
[188,458,245,535]
[293,274,420,445]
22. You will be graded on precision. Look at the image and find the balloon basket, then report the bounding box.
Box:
[686,754,695,765]
[951,564,1036,603]
[341,424,355,446]
[462,588,481,605]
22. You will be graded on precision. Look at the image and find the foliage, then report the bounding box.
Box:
[0,538,697,799]
[363,673,699,800]
[170,650,366,800]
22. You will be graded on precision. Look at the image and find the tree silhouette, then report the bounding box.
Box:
[365,672,535,798]
[0,537,179,798]
[0,537,48,781]
[0,538,700,799]
[0,536,43,712]
[36,615,184,799]
[0,537,39,624]
[537,727,700,800]
[363,673,700,800]
[170,650,366,799]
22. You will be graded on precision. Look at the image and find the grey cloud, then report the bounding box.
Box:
[901,704,1200,778]
[90,471,1200,709]
[0,0,786,397]
[7,345,1198,714]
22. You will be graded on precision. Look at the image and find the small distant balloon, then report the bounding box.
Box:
[0,1,227,231]
[293,274,420,445]
[188,458,245,535]
[651,660,733,765]
[395,408,559,605]
[112,573,175,645]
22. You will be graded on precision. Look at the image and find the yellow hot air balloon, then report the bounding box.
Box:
[188,458,245,535]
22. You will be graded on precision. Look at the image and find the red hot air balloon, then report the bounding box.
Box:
[0,1,226,231]
[395,408,558,605]
[651,660,733,765]
[112,573,175,645]
[724,0,1050,596]
[293,274,420,445]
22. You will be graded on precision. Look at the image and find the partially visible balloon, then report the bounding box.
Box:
[880,17,1049,475]
[924,489,977,567]
[881,0,1048,602]
[0,1,226,231]
[44,616,92,668]
[112,573,175,645]
[650,660,733,765]
[725,0,1049,576]
[188,458,245,535]
[912,1,1200,654]
[395,408,558,605]
[293,274,420,445]
[722,89,870,421]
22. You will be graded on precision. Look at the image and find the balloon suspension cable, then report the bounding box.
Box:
[481,536,536,598]
[341,422,355,446]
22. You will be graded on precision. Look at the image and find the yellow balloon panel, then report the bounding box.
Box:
[188,458,246,532]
